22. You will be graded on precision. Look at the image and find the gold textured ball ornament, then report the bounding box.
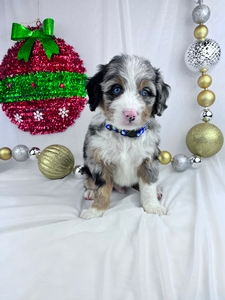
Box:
[0,147,12,160]
[37,144,75,179]
[197,74,212,89]
[197,89,215,107]
[186,123,224,157]
[194,24,208,40]
[158,151,172,165]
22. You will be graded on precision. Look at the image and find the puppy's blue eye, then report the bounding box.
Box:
[112,85,122,96]
[141,89,150,97]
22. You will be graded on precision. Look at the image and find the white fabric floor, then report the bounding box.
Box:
[1,1,225,299]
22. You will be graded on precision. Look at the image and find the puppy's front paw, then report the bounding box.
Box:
[143,203,167,216]
[80,208,105,219]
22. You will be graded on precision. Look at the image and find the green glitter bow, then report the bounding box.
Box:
[11,18,59,62]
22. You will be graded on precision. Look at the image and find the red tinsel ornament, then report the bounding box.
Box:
[0,19,87,135]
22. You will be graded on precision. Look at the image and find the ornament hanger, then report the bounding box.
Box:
[20,0,41,26]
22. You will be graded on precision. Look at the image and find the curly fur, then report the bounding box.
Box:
[80,54,170,219]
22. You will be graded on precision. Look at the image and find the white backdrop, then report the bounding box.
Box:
[1,1,225,299]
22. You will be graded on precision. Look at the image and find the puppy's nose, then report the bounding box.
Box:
[123,109,137,122]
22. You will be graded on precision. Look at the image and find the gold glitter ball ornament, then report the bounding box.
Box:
[37,144,75,179]
[158,151,172,165]
[186,123,224,157]
[0,147,12,160]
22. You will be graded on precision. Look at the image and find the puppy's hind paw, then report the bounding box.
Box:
[157,191,163,201]
[157,187,163,201]
[113,183,125,194]
[84,189,94,200]
[80,208,105,219]
[144,203,167,216]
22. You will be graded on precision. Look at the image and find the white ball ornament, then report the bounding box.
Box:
[185,39,221,72]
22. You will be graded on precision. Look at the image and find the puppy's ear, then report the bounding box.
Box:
[86,64,108,111]
[152,69,170,117]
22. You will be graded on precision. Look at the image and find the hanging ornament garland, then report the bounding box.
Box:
[0,18,87,135]
[158,0,224,172]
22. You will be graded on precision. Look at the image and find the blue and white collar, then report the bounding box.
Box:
[104,122,148,138]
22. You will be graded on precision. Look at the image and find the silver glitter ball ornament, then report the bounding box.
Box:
[185,38,221,72]
[192,4,210,24]
[74,165,84,179]
[29,147,41,160]
[190,155,202,169]
[12,144,29,162]
[200,108,213,122]
[171,154,192,172]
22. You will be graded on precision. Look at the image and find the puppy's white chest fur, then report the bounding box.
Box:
[92,126,156,187]
[112,144,141,187]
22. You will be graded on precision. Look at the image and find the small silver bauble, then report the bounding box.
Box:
[193,0,203,4]
[190,155,202,169]
[29,147,41,160]
[12,144,29,162]
[74,165,84,179]
[171,154,192,172]
[200,108,213,122]
[185,38,221,72]
[192,4,210,24]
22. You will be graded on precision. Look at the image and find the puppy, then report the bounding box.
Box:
[80,54,170,219]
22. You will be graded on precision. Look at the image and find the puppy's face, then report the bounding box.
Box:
[87,54,170,130]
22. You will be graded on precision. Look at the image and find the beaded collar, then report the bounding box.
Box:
[104,122,148,138]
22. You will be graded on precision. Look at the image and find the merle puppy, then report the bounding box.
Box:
[80,54,170,219]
